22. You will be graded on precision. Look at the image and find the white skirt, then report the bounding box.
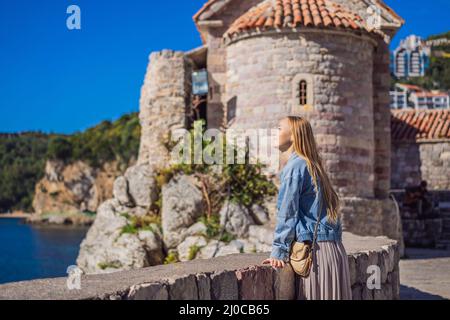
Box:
[296,241,352,300]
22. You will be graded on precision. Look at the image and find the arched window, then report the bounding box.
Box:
[299,80,307,105]
[292,74,314,112]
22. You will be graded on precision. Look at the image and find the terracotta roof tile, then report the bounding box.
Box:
[391,109,450,141]
[225,0,374,38]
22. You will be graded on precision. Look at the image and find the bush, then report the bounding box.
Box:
[97,261,122,270]
[164,251,179,265]
[47,137,73,161]
[187,245,202,261]
[0,133,48,212]
[198,215,236,243]
[155,120,276,244]
[119,213,161,236]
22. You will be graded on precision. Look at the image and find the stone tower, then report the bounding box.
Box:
[138,50,193,170]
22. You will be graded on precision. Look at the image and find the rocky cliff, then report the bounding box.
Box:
[32,159,125,216]
[77,163,165,272]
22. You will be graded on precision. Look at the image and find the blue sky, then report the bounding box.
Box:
[0,0,449,134]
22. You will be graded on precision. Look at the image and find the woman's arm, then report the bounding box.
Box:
[270,173,303,262]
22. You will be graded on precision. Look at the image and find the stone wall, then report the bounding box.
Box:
[391,140,450,191]
[391,190,450,249]
[138,50,192,169]
[402,218,443,248]
[372,36,394,199]
[0,233,400,300]
[340,197,404,257]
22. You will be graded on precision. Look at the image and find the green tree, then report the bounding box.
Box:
[47,136,73,161]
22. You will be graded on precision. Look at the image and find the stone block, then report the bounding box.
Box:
[367,250,379,268]
[236,266,274,300]
[167,275,199,300]
[273,264,296,300]
[387,269,400,300]
[127,282,169,300]
[196,273,211,300]
[381,245,396,273]
[210,270,239,300]
[348,255,357,286]
[377,250,389,284]
[356,252,370,284]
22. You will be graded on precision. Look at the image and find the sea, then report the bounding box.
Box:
[0,218,89,284]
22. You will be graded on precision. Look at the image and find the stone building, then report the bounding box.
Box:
[391,109,450,249]
[391,109,450,191]
[138,0,405,245]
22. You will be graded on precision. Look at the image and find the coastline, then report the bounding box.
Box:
[0,213,30,219]
[26,212,95,226]
[0,212,94,226]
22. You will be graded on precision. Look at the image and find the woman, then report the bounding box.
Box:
[262,116,352,300]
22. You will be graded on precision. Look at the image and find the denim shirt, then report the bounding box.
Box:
[270,152,343,262]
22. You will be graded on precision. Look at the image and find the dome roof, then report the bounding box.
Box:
[225,0,379,39]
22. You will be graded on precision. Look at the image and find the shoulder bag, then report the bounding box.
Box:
[289,197,323,277]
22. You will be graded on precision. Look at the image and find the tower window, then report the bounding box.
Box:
[299,80,307,105]
[292,74,314,111]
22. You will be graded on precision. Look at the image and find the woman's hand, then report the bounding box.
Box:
[262,257,286,269]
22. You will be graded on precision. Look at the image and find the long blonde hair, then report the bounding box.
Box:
[287,116,340,223]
